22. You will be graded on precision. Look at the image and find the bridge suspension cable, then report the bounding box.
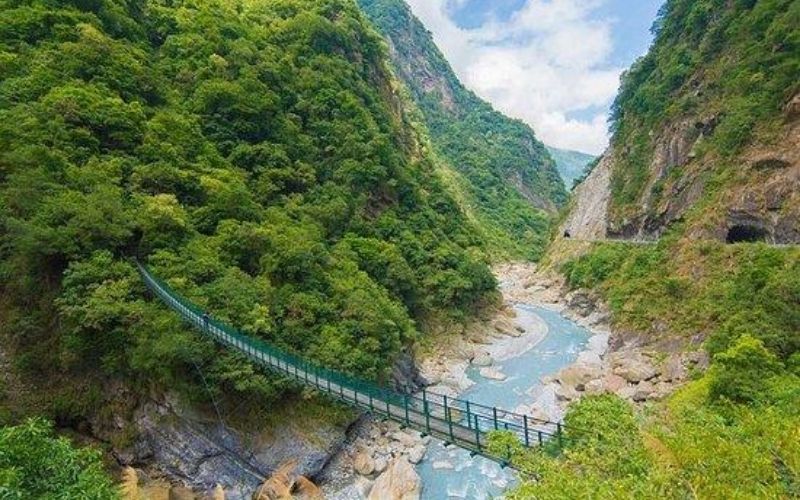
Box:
[136,262,572,465]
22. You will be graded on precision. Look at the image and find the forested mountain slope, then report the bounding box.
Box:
[546,146,596,189]
[357,0,567,260]
[508,2,800,497]
[566,0,799,243]
[0,0,497,444]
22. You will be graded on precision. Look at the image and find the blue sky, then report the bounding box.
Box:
[406,0,664,154]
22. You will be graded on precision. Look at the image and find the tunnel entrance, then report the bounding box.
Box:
[726,224,769,243]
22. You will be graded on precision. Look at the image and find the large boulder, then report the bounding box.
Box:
[406,445,426,465]
[601,374,628,393]
[368,459,421,500]
[353,451,375,476]
[661,355,687,382]
[613,357,658,383]
[632,381,656,402]
[556,364,602,388]
[567,291,595,317]
[471,353,493,367]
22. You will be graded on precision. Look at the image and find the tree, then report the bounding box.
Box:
[0,418,117,499]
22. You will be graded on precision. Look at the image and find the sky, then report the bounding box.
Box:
[404,0,664,155]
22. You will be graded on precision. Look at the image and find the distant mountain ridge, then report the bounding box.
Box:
[357,0,567,259]
[546,146,596,190]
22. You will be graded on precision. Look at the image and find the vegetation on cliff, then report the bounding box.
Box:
[357,0,567,260]
[0,0,498,433]
[0,418,118,499]
[608,0,798,222]
[508,1,800,496]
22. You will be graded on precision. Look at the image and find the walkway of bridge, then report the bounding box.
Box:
[136,262,571,465]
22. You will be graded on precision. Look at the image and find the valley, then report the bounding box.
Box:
[0,0,797,499]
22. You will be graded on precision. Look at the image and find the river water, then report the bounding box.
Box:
[416,304,591,499]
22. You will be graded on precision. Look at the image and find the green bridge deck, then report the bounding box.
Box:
[137,262,569,465]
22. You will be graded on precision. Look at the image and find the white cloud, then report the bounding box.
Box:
[404,0,623,154]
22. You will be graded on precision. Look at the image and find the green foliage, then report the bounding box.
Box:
[544,237,800,497]
[0,0,496,421]
[561,240,799,359]
[507,383,800,499]
[709,335,784,403]
[546,146,596,189]
[609,0,800,213]
[0,418,117,499]
[357,0,566,260]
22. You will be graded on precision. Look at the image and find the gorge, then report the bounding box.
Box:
[0,0,797,499]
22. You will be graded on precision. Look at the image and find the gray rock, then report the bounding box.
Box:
[615,385,638,400]
[555,384,580,402]
[632,381,655,402]
[392,351,426,394]
[471,353,493,367]
[614,357,658,383]
[406,445,426,465]
[662,355,687,382]
[556,364,602,388]
[567,291,595,317]
[128,396,348,500]
[586,334,610,356]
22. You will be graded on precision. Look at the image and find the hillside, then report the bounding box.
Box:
[0,0,499,483]
[566,0,799,243]
[546,146,596,189]
[505,1,800,497]
[357,0,567,260]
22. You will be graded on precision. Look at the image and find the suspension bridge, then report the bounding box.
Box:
[136,262,571,466]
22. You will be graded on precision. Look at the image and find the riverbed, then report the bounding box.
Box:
[415,303,591,499]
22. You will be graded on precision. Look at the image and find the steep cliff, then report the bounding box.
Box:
[357,0,567,259]
[564,0,799,244]
[515,4,799,497]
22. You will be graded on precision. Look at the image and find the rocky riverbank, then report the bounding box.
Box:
[496,263,708,411]
[321,262,707,499]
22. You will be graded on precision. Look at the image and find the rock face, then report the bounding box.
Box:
[566,102,800,244]
[368,459,421,500]
[353,452,375,476]
[117,396,348,500]
[391,351,427,394]
[563,149,613,240]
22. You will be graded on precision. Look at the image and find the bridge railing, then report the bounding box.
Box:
[137,262,577,456]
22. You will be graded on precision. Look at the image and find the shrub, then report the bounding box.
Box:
[0,418,117,499]
[709,335,783,404]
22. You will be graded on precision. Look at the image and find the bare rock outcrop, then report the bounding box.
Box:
[367,459,421,500]
[563,149,613,240]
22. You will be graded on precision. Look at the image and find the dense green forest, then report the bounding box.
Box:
[357,0,567,260]
[501,1,800,496]
[0,0,499,436]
